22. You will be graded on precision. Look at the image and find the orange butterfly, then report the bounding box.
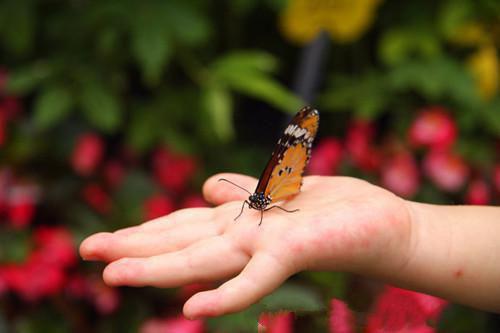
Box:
[220,106,320,225]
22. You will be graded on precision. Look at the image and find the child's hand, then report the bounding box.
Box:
[80,173,412,318]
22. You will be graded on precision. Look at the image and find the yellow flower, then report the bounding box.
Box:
[280,0,382,44]
[467,43,498,101]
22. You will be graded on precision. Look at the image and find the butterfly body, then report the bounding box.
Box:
[221,106,319,225]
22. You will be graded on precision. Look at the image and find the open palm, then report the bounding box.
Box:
[80,173,412,319]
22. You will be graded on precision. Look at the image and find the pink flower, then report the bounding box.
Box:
[140,315,204,333]
[103,160,126,188]
[7,184,38,228]
[423,150,468,192]
[329,299,354,333]
[345,120,381,172]
[493,165,500,192]
[381,152,420,197]
[180,194,208,208]
[366,286,447,333]
[82,183,111,214]
[308,137,343,175]
[143,194,175,220]
[33,226,76,268]
[465,179,490,205]
[258,312,294,333]
[87,276,120,315]
[71,133,104,176]
[409,106,457,149]
[153,147,197,193]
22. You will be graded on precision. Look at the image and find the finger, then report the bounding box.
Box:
[183,252,293,318]
[80,208,216,261]
[103,236,249,288]
[203,173,257,205]
[114,207,213,235]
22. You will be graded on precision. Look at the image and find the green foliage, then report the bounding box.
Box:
[0,0,498,332]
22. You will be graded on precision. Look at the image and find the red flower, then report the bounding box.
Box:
[7,184,38,228]
[140,315,204,333]
[0,97,22,120]
[33,226,76,268]
[329,299,354,333]
[0,168,13,216]
[82,183,111,214]
[465,179,490,205]
[103,160,126,188]
[366,286,447,333]
[143,194,174,220]
[178,282,212,301]
[180,194,208,208]
[153,147,197,193]
[345,120,381,172]
[381,152,420,197]
[258,312,294,333]
[423,150,468,192]
[0,68,7,91]
[409,106,457,150]
[0,110,6,147]
[66,274,89,299]
[71,133,104,176]
[308,137,343,175]
[3,257,66,302]
[493,165,500,193]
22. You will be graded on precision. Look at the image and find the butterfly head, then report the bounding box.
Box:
[248,192,271,211]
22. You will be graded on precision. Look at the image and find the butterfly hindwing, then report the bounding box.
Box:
[254,106,319,203]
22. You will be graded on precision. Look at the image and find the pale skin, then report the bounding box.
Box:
[79,173,500,318]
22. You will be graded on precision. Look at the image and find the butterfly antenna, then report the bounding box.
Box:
[218,178,252,195]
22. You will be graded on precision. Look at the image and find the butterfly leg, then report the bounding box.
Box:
[234,200,250,221]
[259,210,264,226]
[264,205,299,214]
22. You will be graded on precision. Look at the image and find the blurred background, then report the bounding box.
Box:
[0,0,499,332]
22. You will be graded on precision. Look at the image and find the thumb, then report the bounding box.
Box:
[203,173,257,205]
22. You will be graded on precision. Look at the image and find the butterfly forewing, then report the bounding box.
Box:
[254,106,319,203]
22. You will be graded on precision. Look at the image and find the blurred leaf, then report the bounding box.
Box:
[15,306,70,333]
[303,272,348,298]
[33,85,73,129]
[166,2,211,46]
[0,229,30,263]
[213,51,278,75]
[438,0,474,39]
[321,72,391,119]
[261,283,324,313]
[207,306,261,333]
[130,2,172,85]
[114,170,156,226]
[0,0,35,56]
[211,51,302,112]
[202,83,234,141]
[387,57,480,107]
[79,78,122,132]
[378,28,441,66]
[127,106,163,152]
[223,71,302,113]
[5,62,52,94]
[479,99,500,136]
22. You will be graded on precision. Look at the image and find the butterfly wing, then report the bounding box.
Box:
[255,106,319,203]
